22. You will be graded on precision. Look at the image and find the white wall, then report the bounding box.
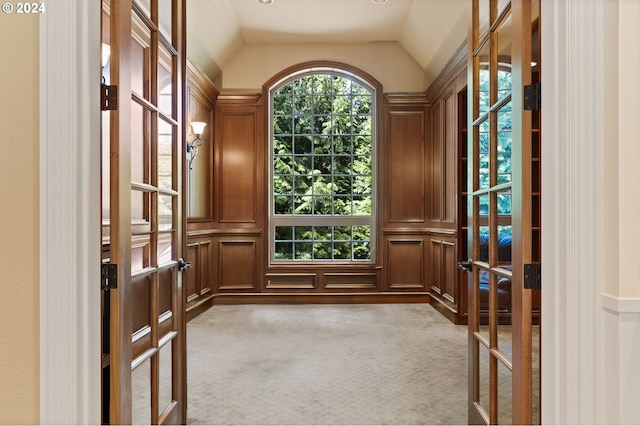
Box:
[542,0,640,423]
[221,42,428,92]
[602,0,640,423]
[39,1,101,424]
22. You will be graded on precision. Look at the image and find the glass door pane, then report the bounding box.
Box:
[469,0,538,424]
[469,0,537,424]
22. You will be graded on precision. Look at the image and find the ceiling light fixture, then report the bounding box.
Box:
[257,0,273,4]
[371,0,387,3]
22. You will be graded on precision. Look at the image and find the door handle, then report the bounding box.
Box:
[178,258,193,272]
[457,258,473,272]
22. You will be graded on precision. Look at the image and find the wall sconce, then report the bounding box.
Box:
[187,121,207,170]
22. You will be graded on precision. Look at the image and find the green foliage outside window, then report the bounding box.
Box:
[478,68,512,217]
[271,73,374,261]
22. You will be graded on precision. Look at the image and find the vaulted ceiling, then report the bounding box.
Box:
[186,0,469,90]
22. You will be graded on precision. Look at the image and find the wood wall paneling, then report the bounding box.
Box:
[185,243,199,301]
[385,110,426,224]
[443,90,457,224]
[442,239,456,304]
[185,238,213,300]
[264,264,382,293]
[185,61,218,321]
[184,236,216,321]
[430,239,442,295]
[429,90,457,227]
[265,273,316,290]
[428,235,460,320]
[218,111,257,223]
[214,95,265,231]
[431,102,443,222]
[423,44,468,322]
[186,88,214,220]
[216,238,259,291]
[199,240,212,296]
[385,237,426,290]
[323,272,379,291]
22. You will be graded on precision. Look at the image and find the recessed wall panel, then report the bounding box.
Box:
[217,239,258,291]
[219,112,257,223]
[386,111,425,223]
[386,238,425,290]
[324,273,378,290]
[265,273,316,290]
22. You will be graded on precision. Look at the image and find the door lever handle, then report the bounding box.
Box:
[178,258,193,272]
[457,258,473,272]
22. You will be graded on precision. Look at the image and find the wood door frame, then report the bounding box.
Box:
[467,1,532,423]
[38,1,636,424]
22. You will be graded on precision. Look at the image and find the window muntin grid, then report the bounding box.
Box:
[274,225,371,261]
[269,71,375,263]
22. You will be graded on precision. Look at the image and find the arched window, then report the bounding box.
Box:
[268,67,377,262]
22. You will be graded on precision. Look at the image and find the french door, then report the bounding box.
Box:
[466,0,541,424]
[101,0,187,423]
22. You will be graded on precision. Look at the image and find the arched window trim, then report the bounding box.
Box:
[265,63,380,264]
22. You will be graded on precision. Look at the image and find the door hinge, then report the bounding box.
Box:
[101,263,118,291]
[524,263,541,290]
[524,83,541,111]
[101,83,118,111]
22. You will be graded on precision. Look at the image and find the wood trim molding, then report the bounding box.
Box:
[216,92,263,104]
[187,59,219,105]
[189,228,263,237]
[383,92,429,105]
[211,292,429,305]
[39,1,101,423]
[383,227,457,236]
[187,229,217,237]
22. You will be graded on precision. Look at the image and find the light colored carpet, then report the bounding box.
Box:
[186,304,469,425]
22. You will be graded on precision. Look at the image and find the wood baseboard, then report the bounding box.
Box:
[186,294,215,322]
[186,292,431,322]
[211,292,430,306]
[429,294,468,325]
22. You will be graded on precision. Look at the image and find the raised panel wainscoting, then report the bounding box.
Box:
[424,43,469,324]
[384,236,427,291]
[215,236,260,292]
[185,60,218,320]
[184,61,485,311]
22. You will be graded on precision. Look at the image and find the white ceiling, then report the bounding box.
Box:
[186,0,469,88]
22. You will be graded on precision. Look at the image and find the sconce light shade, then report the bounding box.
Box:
[101,43,111,68]
[187,121,207,170]
[191,121,207,137]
